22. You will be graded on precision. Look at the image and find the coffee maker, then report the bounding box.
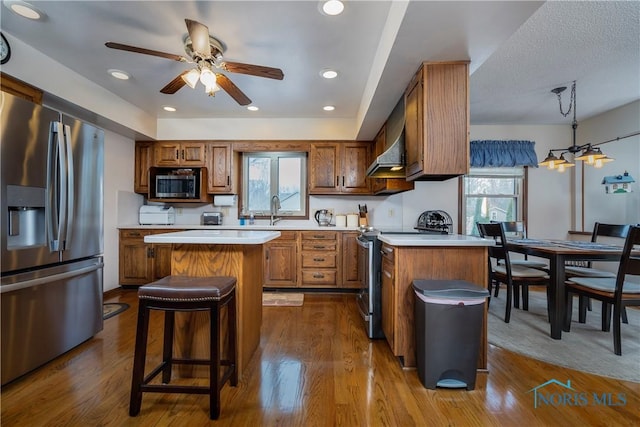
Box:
[314,209,333,226]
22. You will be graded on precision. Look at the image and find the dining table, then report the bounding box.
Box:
[506,238,626,339]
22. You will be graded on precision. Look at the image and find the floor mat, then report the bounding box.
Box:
[103,302,129,320]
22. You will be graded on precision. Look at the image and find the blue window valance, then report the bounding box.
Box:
[470,140,539,168]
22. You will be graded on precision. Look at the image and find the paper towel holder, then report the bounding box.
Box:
[213,195,237,206]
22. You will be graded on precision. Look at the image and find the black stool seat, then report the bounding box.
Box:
[138,275,236,302]
[130,275,238,420]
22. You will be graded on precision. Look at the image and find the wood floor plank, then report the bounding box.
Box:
[1,291,638,426]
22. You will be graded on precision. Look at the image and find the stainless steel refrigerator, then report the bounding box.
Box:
[1,92,104,385]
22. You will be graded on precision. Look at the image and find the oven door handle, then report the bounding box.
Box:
[356,236,371,249]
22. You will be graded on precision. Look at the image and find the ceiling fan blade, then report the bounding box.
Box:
[221,61,284,80]
[185,19,212,58]
[105,42,187,62]
[215,74,251,106]
[160,71,189,94]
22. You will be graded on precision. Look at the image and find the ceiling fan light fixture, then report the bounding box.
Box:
[182,68,200,89]
[199,67,216,87]
[4,0,44,20]
[321,0,344,16]
[205,82,220,95]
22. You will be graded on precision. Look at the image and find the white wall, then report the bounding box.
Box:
[103,130,138,292]
[576,101,640,229]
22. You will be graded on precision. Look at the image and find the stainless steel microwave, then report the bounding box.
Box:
[155,174,197,198]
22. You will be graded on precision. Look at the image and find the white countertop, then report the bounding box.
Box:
[144,229,281,244]
[377,234,494,247]
[120,224,357,231]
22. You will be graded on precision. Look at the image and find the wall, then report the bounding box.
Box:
[576,100,640,230]
[103,130,139,292]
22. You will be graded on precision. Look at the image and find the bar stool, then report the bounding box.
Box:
[129,275,238,420]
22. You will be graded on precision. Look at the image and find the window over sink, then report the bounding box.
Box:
[241,152,307,218]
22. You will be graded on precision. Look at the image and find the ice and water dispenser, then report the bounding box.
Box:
[6,185,46,249]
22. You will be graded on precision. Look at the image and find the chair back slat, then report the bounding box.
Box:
[477,222,509,264]
[491,220,527,239]
[616,225,640,293]
[592,222,630,241]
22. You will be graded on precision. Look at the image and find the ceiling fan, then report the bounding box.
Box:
[105,18,284,106]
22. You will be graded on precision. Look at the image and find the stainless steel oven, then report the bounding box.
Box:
[356,232,384,339]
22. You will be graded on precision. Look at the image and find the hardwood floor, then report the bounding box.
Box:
[2,290,638,426]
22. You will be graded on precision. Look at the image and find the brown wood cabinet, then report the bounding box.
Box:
[404,61,470,181]
[118,229,177,286]
[380,244,395,350]
[134,142,154,194]
[205,142,233,193]
[341,231,361,287]
[300,231,339,287]
[264,231,299,287]
[0,72,43,104]
[309,142,371,194]
[154,141,206,167]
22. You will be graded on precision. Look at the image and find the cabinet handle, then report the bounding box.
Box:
[227,176,230,185]
[181,149,185,160]
[312,234,324,239]
[147,247,155,258]
[265,249,269,260]
[175,149,179,160]
[336,176,339,186]
[130,232,141,237]
[313,273,324,279]
[313,257,325,262]
[342,176,345,186]
[313,245,326,249]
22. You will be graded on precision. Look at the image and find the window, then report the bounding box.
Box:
[463,167,525,236]
[241,152,307,217]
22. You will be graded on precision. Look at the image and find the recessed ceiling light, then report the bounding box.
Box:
[108,69,130,80]
[321,0,344,16]
[247,106,259,111]
[163,106,176,112]
[323,105,335,111]
[321,69,338,79]
[3,0,45,20]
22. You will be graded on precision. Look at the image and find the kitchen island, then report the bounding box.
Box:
[376,233,493,371]
[144,230,281,378]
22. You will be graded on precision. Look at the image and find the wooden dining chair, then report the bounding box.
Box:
[565,223,631,324]
[564,225,640,355]
[489,221,549,298]
[477,222,550,323]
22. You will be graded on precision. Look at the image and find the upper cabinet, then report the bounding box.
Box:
[309,142,371,194]
[154,141,206,167]
[205,142,233,194]
[404,61,470,181]
[134,142,154,194]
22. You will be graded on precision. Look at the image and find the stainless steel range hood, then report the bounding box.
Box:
[366,96,406,178]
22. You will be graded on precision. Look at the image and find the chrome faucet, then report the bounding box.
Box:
[270,195,281,225]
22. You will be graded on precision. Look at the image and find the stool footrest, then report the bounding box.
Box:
[140,384,210,394]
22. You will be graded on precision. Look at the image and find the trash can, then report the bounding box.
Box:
[412,279,489,390]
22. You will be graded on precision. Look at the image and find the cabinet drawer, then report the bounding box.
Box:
[301,269,337,285]
[302,241,337,251]
[120,229,152,239]
[381,244,395,262]
[277,230,299,241]
[301,231,338,241]
[302,252,337,268]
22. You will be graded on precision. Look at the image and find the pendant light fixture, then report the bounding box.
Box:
[539,81,614,172]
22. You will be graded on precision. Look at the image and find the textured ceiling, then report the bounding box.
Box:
[1,1,638,139]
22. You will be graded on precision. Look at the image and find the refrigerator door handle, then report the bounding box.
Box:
[0,261,104,294]
[47,122,68,252]
[62,124,74,250]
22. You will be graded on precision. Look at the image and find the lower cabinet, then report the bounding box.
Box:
[380,244,396,350]
[300,231,338,288]
[118,229,177,286]
[264,231,299,287]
